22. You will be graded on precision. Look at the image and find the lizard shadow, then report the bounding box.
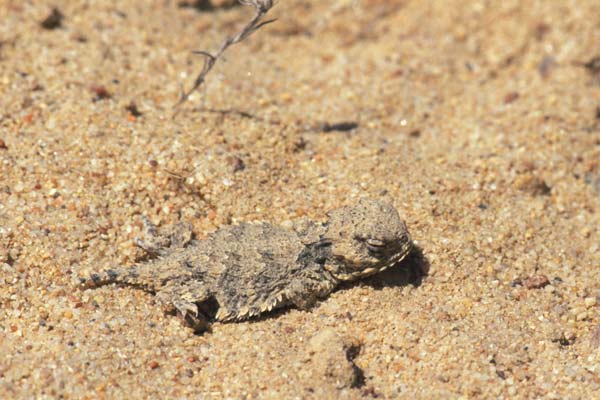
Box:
[361,244,429,290]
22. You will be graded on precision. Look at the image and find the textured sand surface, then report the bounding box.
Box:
[1,1,600,398]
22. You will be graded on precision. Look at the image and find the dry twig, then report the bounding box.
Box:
[175,0,276,108]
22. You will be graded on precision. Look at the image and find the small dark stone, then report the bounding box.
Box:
[293,136,307,152]
[583,57,600,74]
[229,157,245,173]
[510,279,523,287]
[90,85,112,101]
[538,56,555,78]
[534,23,551,41]
[41,8,64,30]
[125,102,142,117]
[478,203,488,210]
[106,269,118,280]
[523,274,550,289]
[504,92,520,104]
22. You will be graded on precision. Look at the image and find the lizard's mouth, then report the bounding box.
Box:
[327,242,413,281]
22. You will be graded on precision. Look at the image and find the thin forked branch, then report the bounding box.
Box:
[174,0,276,108]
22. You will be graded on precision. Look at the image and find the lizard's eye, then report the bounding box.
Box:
[365,238,386,254]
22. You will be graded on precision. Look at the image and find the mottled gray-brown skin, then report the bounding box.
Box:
[80,199,412,332]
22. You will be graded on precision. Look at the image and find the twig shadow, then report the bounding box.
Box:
[192,106,280,125]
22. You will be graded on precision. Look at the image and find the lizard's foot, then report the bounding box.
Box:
[172,299,211,333]
[159,299,211,333]
[156,280,214,333]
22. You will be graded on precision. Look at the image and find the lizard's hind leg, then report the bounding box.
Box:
[155,279,216,333]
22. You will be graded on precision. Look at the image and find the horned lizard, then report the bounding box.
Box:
[80,199,412,332]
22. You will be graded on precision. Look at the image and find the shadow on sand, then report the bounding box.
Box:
[362,244,430,290]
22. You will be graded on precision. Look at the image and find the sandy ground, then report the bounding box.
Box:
[1,0,600,398]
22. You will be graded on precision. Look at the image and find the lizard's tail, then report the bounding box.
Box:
[78,265,148,290]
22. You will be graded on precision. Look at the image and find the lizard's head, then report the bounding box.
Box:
[320,198,412,281]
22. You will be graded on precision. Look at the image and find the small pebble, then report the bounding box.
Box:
[584,297,597,308]
[40,7,63,30]
[303,328,361,389]
[523,274,550,289]
[90,85,112,101]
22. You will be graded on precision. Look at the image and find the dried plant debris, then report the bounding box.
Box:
[321,121,359,133]
[79,199,413,333]
[176,0,276,107]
